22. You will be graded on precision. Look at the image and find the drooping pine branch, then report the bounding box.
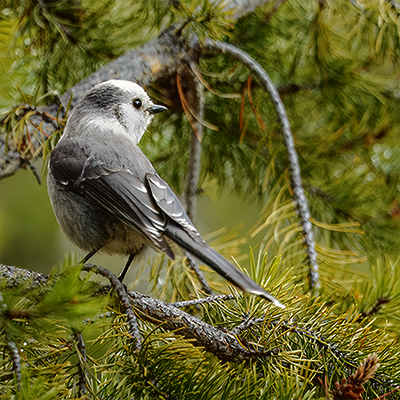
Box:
[6,339,21,392]
[203,40,319,292]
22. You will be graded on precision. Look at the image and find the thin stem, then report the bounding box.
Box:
[7,340,21,391]
[0,291,21,391]
[72,330,87,397]
[83,263,141,350]
[172,294,234,308]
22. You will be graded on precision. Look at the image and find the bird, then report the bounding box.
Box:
[47,79,285,308]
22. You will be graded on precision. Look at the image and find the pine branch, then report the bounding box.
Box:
[0,26,188,180]
[202,39,320,292]
[128,290,266,363]
[2,262,400,395]
[0,264,49,290]
[0,264,267,363]
[230,315,264,336]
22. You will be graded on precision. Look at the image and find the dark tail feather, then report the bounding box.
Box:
[165,224,285,308]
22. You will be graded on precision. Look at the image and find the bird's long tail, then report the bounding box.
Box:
[165,224,285,308]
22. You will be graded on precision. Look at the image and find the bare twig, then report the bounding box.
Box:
[203,40,320,292]
[83,311,115,325]
[28,162,42,185]
[7,340,21,391]
[72,330,87,397]
[172,294,234,308]
[230,316,265,336]
[361,297,391,319]
[83,263,141,351]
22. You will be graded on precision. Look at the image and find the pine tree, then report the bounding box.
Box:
[1,0,400,398]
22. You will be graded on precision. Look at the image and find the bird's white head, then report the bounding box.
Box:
[65,80,167,144]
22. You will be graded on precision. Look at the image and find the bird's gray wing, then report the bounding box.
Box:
[49,138,174,258]
[145,173,207,246]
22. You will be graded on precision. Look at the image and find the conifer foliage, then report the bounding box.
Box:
[1,0,400,398]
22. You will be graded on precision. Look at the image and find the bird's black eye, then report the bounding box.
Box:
[132,99,142,109]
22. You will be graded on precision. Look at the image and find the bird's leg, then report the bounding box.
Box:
[118,253,135,282]
[80,249,99,264]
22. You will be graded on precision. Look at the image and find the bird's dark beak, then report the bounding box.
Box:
[148,104,168,114]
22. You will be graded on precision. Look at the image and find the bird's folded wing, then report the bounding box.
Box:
[146,173,207,247]
[49,141,174,258]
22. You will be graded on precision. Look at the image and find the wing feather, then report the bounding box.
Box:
[146,173,206,247]
[49,139,174,258]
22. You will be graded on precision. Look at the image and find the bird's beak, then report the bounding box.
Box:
[148,104,168,114]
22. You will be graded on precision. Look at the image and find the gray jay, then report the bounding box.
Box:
[47,79,284,308]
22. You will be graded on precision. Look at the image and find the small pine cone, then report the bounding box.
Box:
[331,354,379,400]
[351,353,380,386]
[333,378,364,400]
